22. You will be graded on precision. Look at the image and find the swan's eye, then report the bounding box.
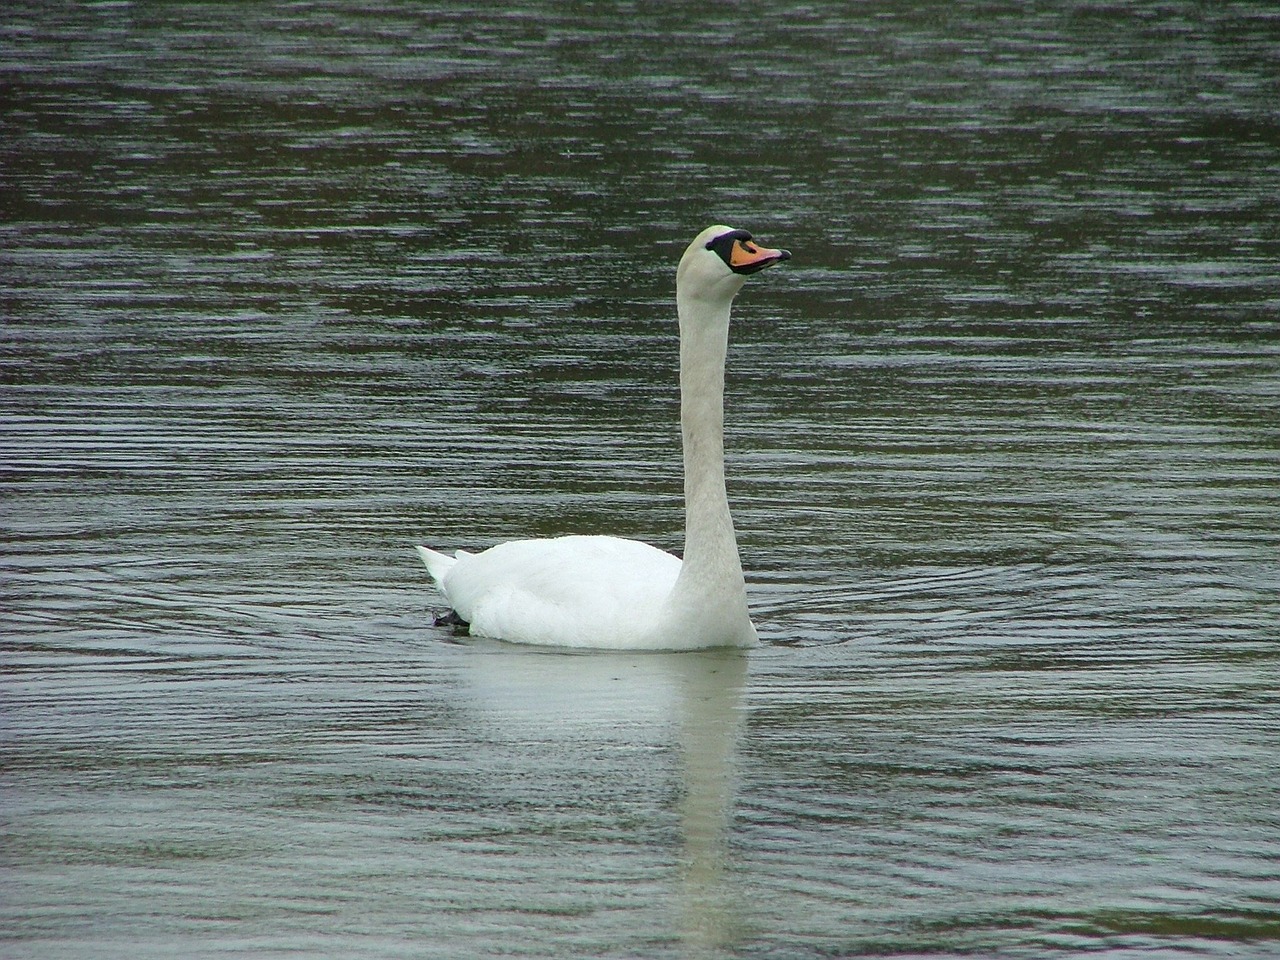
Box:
[706,229,757,268]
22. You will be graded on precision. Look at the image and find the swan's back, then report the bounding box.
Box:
[426,535,682,649]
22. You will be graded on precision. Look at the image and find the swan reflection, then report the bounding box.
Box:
[457,645,748,953]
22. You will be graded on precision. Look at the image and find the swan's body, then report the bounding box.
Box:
[417,225,790,650]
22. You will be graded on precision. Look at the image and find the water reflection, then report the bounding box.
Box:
[673,653,748,956]
[458,645,748,954]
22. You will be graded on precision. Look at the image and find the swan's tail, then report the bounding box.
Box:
[415,545,457,589]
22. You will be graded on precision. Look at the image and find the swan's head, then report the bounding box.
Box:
[677,225,790,302]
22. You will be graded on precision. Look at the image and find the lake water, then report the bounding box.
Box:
[3,2,1278,957]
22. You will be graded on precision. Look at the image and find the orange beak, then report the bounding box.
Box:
[729,238,792,274]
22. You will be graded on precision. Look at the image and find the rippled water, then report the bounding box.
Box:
[3,2,1279,958]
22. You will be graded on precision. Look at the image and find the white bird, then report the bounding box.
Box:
[416,225,790,650]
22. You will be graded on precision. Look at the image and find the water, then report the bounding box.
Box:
[3,2,1278,957]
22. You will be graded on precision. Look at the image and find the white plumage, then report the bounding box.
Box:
[417,537,680,648]
[416,225,790,650]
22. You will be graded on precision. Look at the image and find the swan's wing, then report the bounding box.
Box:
[434,535,681,648]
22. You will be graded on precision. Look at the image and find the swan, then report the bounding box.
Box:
[416,225,790,650]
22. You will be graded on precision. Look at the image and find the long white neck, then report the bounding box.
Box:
[663,282,754,644]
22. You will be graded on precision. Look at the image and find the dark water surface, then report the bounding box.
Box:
[3,2,1278,957]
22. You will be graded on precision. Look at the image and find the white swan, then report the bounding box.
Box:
[416,225,790,650]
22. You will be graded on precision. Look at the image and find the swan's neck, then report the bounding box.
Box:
[667,287,751,636]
